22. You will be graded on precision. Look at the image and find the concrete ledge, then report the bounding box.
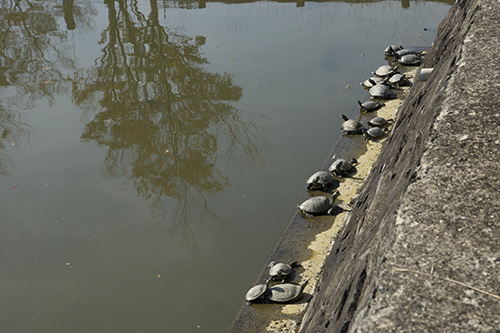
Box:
[299,0,500,331]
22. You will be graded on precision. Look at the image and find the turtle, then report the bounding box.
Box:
[398,54,422,66]
[362,127,388,140]
[245,277,272,305]
[329,158,358,178]
[306,171,334,192]
[369,84,397,100]
[341,114,363,135]
[373,65,398,77]
[269,261,300,282]
[388,73,411,88]
[368,116,393,128]
[357,100,385,112]
[393,48,422,59]
[384,45,404,56]
[360,76,385,88]
[297,192,340,217]
[268,280,309,303]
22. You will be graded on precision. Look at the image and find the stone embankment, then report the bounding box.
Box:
[299,0,500,331]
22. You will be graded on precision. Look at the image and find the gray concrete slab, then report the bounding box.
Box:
[299,0,500,331]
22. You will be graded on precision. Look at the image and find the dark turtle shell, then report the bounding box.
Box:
[360,76,385,88]
[357,100,385,112]
[388,73,411,88]
[306,171,334,191]
[245,278,271,304]
[268,280,309,303]
[394,48,421,59]
[341,114,363,135]
[369,84,396,100]
[269,261,299,281]
[329,158,356,177]
[384,45,403,56]
[368,116,392,128]
[297,193,341,217]
[363,127,387,140]
[398,54,422,66]
[373,65,398,77]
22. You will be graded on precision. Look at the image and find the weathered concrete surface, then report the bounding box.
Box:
[299,0,500,331]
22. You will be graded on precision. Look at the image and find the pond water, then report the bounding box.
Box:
[0,0,452,332]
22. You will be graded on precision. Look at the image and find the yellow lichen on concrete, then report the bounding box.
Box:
[272,67,417,321]
[266,319,299,332]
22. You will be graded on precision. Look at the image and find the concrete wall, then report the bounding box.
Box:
[299,0,500,331]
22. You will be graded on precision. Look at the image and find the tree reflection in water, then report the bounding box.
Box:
[73,0,266,244]
[0,1,93,174]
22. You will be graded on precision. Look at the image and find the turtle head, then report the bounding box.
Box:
[340,114,349,121]
[300,279,309,291]
[357,100,363,107]
[332,190,341,201]
[268,261,275,268]
[361,127,370,141]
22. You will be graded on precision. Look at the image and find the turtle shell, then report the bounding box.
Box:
[269,262,298,280]
[360,76,385,88]
[306,171,334,186]
[398,54,422,66]
[369,84,396,100]
[388,73,411,87]
[298,196,332,215]
[357,100,385,112]
[329,159,353,177]
[268,280,308,303]
[245,279,270,303]
[363,127,387,139]
[373,65,397,77]
[384,45,403,56]
[368,116,390,128]
[341,114,363,134]
[394,48,420,59]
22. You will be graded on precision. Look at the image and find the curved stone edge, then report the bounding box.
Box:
[299,0,500,331]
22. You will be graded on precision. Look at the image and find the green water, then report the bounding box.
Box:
[0,0,452,332]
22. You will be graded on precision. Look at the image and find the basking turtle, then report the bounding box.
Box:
[398,54,422,66]
[368,116,393,128]
[329,158,358,178]
[373,65,398,77]
[362,127,388,140]
[384,45,404,56]
[360,76,384,88]
[393,48,422,59]
[269,261,300,282]
[245,278,271,305]
[268,280,309,303]
[306,171,334,192]
[297,192,340,217]
[369,84,396,100]
[357,100,385,112]
[388,73,411,88]
[341,114,363,135]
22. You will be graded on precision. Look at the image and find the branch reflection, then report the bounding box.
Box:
[74,0,267,240]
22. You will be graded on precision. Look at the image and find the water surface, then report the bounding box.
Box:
[0,0,452,332]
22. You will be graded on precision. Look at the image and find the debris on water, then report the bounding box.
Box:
[10,185,19,190]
